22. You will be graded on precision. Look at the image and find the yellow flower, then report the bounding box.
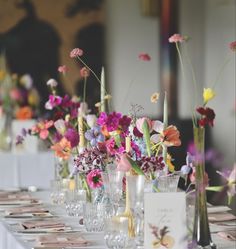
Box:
[0,70,6,81]
[150,92,160,103]
[167,154,175,172]
[203,88,216,104]
[28,89,39,106]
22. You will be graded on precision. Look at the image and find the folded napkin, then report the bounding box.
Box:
[38,234,89,247]
[21,220,65,230]
[218,230,236,241]
[208,212,236,222]
[5,206,48,215]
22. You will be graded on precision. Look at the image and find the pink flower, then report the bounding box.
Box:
[58,65,68,74]
[116,153,132,172]
[70,48,84,58]
[31,120,54,140]
[136,117,153,134]
[80,67,90,78]
[45,95,62,110]
[10,88,21,100]
[168,34,185,43]
[138,53,151,61]
[229,41,236,51]
[86,169,103,189]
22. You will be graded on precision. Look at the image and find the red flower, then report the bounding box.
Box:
[196,107,216,127]
[138,53,151,61]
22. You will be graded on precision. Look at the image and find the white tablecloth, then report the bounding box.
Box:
[0,152,55,189]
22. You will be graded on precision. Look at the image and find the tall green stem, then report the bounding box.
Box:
[83,77,87,103]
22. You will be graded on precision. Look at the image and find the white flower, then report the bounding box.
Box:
[86,114,97,128]
[46,78,58,87]
[54,119,66,135]
[20,74,33,89]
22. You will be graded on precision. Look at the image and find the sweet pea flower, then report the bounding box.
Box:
[45,95,62,110]
[138,53,151,61]
[46,79,58,87]
[54,119,66,135]
[70,48,84,58]
[168,34,185,43]
[58,65,68,74]
[116,153,132,172]
[51,137,71,160]
[80,67,90,78]
[229,41,236,51]
[86,169,103,189]
[203,88,216,104]
[86,114,97,128]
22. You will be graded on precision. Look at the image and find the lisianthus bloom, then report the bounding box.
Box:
[116,153,132,172]
[168,34,185,43]
[51,137,71,160]
[203,88,216,104]
[46,79,58,88]
[150,92,160,103]
[58,65,68,74]
[86,169,103,189]
[15,106,33,120]
[31,120,54,140]
[138,53,151,61]
[45,95,62,110]
[85,125,105,147]
[229,41,236,51]
[80,67,90,78]
[196,107,216,127]
[70,48,83,58]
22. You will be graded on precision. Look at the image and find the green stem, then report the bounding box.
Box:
[83,77,87,103]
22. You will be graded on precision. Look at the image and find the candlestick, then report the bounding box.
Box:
[163,92,168,169]
[78,115,85,149]
[125,136,131,153]
[100,67,105,112]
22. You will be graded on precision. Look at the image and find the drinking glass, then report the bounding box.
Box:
[65,189,86,216]
[157,172,180,192]
[104,217,129,249]
[83,202,105,232]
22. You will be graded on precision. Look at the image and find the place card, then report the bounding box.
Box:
[144,192,188,249]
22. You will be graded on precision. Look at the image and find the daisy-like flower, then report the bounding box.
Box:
[196,107,216,127]
[168,34,185,43]
[70,48,84,58]
[80,67,90,78]
[86,169,103,189]
[203,88,216,104]
[51,137,71,160]
[138,53,151,61]
[58,65,68,74]
[150,92,160,103]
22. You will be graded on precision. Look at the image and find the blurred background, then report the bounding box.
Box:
[0,0,235,207]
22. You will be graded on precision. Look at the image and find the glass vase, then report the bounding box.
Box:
[192,127,216,249]
[0,112,12,151]
[54,156,70,180]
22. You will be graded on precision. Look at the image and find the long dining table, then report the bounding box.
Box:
[0,190,235,249]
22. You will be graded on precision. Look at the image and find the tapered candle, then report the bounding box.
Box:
[163,92,168,167]
[78,115,85,149]
[100,67,105,112]
[125,136,131,153]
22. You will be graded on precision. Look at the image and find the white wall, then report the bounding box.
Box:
[106,0,236,165]
[106,0,160,116]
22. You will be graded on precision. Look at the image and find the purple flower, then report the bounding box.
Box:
[97,112,108,126]
[139,156,165,174]
[106,112,122,131]
[181,152,194,175]
[16,135,24,145]
[119,115,131,132]
[65,128,79,148]
[45,95,62,110]
[85,126,105,147]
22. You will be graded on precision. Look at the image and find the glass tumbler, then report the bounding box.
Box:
[157,172,180,192]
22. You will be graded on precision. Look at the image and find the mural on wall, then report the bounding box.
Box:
[0,0,105,112]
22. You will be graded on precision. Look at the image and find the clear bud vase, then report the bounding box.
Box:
[192,127,216,249]
[54,156,70,180]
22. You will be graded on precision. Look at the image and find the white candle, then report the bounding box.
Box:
[125,136,131,153]
[78,116,85,149]
[163,91,168,129]
[101,67,105,112]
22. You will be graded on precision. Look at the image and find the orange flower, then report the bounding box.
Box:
[51,138,71,160]
[161,125,181,147]
[15,106,33,120]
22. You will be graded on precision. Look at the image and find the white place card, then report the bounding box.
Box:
[144,192,188,249]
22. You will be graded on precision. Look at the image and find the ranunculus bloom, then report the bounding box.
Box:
[80,67,90,78]
[168,34,185,43]
[229,41,236,51]
[15,106,33,120]
[58,65,68,74]
[203,88,216,104]
[70,48,84,58]
[138,53,151,61]
[46,79,58,87]
[51,137,71,160]
[86,169,103,189]
[116,153,132,172]
[160,125,181,147]
[31,120,54,140]
[196,107,216,127]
